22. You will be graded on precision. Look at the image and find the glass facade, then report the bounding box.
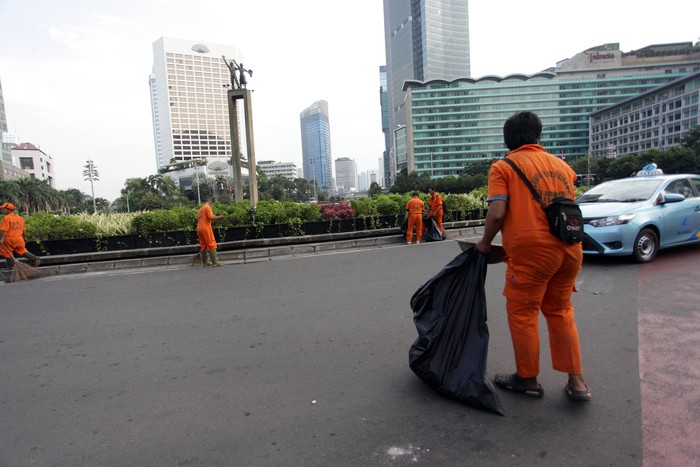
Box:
[405,71,695,177]
[300,100,333,194]
[379,66,393,186]
[383,0,470,174]
[590,72,700,157]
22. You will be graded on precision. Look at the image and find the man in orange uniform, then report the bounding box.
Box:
[1,202,41,270]
[405,192,425,245]
[476,112,591,402]
[197,199,225,267]
[427,187,446,239]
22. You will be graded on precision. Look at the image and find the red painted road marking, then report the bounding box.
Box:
[638,248,700,466]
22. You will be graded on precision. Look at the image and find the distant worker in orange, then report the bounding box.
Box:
[405,192,425,245]
[197,199,225,267]
[427,187,446,239]
[0,202,41,270]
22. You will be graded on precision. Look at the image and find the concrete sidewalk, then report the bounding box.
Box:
[2,220,486,281]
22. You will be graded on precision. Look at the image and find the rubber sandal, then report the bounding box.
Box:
[565,383,592,401]
[494,373,544,398]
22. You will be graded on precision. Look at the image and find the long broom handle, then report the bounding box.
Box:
[0,240,13,257]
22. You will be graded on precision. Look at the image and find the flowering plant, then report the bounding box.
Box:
[319,201,357,220]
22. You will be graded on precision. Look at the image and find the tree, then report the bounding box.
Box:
[59,188,86,213]
[83,160,99,213]
[368,182,382,197]
[681,126,700,154]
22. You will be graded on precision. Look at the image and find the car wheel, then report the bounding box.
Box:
[632,228,658,263]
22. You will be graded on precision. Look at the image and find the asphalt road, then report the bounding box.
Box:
[1,239,698,466]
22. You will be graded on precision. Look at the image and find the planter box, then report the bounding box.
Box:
[40,237,97,255]
[327,218,355,233]
[105,234,138,251]
[303,221,330,236]
[377,214,400,229]
[222,226,248,242]
[261,224,285,238]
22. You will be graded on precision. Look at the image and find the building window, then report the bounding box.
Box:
[19,157,34,170]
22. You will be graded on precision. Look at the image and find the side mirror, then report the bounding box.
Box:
[659,193,685,204]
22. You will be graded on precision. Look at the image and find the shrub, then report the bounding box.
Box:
[372,194,402,216]
[297,203,322,222]
[73,212,138,236]
[131,210,181,234]
[320,202,356,220]
[255,200,288,225]
[349,198,376,217]
[171,206,197,231]
[24,213,98,241]
[218,201,252,227]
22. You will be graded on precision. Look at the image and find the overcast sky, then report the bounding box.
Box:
[1,0,698,200]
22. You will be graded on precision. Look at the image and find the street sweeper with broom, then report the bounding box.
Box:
[1,202,41,281]
[196,199,225,267]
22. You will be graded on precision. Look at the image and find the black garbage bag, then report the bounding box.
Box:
[423,216,443,242]
[408,247,505,415]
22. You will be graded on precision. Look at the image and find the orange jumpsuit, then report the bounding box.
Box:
[197,203,217,250]
[487,144,583,378]
[428,193,444,234]
[0,212,28,257]
[405,197,425,243]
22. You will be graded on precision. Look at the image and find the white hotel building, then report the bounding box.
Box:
[149,37,244,171]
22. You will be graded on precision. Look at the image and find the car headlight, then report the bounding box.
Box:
[588,214,637,227]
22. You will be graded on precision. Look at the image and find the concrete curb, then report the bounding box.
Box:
[2,222,485,281]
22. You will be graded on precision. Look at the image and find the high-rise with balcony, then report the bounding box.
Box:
[149,37,243,171]
[383,0,470,175]
[300,100,333,194]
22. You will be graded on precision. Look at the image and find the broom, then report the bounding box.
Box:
[1,243,40,282]
[192,250,203,266]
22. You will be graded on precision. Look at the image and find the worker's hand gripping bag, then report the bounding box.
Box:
[408,248,504,415]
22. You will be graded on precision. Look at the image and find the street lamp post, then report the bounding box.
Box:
[195,165,202,204]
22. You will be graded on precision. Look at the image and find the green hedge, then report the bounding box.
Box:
[10,191,488,240]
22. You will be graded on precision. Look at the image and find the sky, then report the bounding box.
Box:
[0,0,698,200]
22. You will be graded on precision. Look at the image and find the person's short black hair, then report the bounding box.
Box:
[411,191,419,197]
[503,111,542,151]
[428,186,435,191]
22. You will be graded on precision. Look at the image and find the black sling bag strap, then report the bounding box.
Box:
[501,157,583,244]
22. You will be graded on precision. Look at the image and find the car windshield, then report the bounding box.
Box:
[577,179,663,203]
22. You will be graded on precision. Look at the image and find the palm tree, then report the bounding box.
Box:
[83,160,99,213]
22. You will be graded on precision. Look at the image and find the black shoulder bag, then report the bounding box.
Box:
[502,158,583,245]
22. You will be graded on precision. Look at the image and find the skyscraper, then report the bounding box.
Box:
[300,100,333,194]
[383,0,470,174]
[0,79,11,164]
[149,37,244,171]
[379,66,393,187]
[335,157,357,194]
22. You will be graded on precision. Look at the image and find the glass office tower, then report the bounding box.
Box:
[300,100,333,195]
[383,0,470,174]
[379,66,393,187]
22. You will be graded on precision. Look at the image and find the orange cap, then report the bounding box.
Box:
[0,202,15,211]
